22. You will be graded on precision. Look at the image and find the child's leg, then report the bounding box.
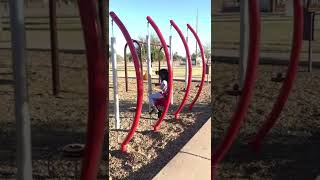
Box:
[149,92,163,106]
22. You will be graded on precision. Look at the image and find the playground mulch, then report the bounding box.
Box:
[0,50,109,179]
[0,49,211,179]
[109,79,211,179]
[212,62,320,179]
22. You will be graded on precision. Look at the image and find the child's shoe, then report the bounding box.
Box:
[157,110,162,118]
[149,105,159,115]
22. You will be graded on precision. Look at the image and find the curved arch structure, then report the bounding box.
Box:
[212,0,261,171]
[249,0,303,153]
[146,16,173,131]
[186,24,207,111]
[170,20,192,120]
[110,12,144,152]
[124,40,143,92]
[77,0,107,179]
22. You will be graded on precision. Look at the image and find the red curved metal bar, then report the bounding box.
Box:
[212,0,261,171]
[77,0,107,179]
[170,20,192,120]
[249,0,303,153]
[186,24,206,111]
[110,12,144,152]
[147,16,173,131]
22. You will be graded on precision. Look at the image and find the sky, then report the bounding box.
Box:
[109,0,211,57]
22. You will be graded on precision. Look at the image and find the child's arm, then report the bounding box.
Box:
[153,87,161,92]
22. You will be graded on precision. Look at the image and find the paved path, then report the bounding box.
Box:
[153,118,211,180]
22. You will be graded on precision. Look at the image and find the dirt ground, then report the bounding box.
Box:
[0,50,108,179]
[0,49,211,179]
[109,76,211,179]
[212,62,320,180]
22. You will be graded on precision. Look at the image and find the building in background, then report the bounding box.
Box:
[213,0,320,14]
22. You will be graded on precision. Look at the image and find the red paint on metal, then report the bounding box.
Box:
[170,20,192,120]
[187,24,206,111]
[212,0,261,172]
[147,16,173,131]
[78,0,107,178]
[249,0,303,153]
[109,12,144,153]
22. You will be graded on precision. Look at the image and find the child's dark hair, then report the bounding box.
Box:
[158,69,168,82]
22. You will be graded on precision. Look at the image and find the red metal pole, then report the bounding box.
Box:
[187,24,206,111]
[77,0,107,179]
[109,12,144,152]
[212,0,261,172]
[170,20,192,120]
[249,0,303,153]
[147,16,173,132]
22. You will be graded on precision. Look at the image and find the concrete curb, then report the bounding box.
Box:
[153,118,211,180]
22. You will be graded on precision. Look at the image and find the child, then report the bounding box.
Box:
[149,69,169,116]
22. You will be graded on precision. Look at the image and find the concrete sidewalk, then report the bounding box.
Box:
[153,118,211,180]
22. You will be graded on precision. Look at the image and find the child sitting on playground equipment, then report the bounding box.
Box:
[149,69,169,117]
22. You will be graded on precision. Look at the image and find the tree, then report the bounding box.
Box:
[173,52,181,61]
[137,35,165,64]
[204,43,211,61]
[191,53,197,60]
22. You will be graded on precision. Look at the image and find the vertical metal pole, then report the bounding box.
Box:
[124,44,128,92]
[185,36,189,89]
[147,23,152,111]
[169,35,173,104]
[9,0,33,179]
[111,37,120,129]
[195,8,198,64]
[239,0,249,89]
[308,14,313,72]
[0,7,2,41]
[49,0,60,96]
[158,47,162,83]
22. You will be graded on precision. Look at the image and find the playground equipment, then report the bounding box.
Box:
[124,39,143,92]
[213,0,303,179]
[110,11,144,152]
[109,11,208,148]
[111,35,120,129]
[187,24,207,111]
[9,0,33,178]
[249,0,303,153]
[147,16,173,131]
[123,40,170,92]
[77,0,107,179]
[49,0,60,96]
[170,20,192,120]
[5,0,108,178]
[212,0,261,173]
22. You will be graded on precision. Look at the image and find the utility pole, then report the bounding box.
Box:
[195,8,198,65]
